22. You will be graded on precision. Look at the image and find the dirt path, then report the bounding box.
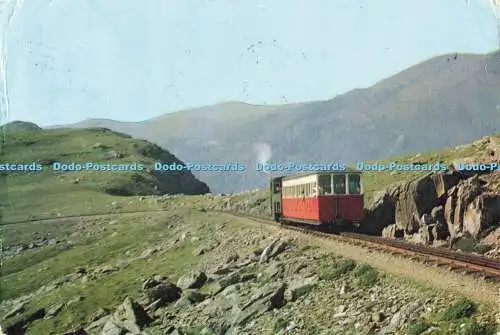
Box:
[232,214,500,307]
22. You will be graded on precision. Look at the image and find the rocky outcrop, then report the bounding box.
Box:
[365,169,500,252]
[394,171,463,233]
[445,175,486,240]
[463,193,500,237]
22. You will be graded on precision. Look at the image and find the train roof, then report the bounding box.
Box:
[279,169,361,181]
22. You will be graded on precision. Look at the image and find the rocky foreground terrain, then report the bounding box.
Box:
[1,202,498,335]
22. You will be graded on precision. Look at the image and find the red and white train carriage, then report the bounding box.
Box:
[270,171,364,230]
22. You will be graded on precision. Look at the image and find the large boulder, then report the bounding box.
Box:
[445,176,485,239]
[394,174,440,232]
[463,193,500,237]
[363,171,463,235]
[362,186,401,234]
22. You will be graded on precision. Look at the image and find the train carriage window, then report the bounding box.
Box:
[318,175,331,195]
[311,182,317,196]
[333,174,346,194]
[348,174,361,194]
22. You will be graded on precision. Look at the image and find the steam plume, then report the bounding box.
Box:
[254,142,272,164]
[254,142,272,175]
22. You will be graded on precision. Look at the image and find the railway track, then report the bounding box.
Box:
[225,211,500,282]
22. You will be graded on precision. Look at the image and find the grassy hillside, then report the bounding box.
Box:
[0,128,209,224]
[0,121,42,133]
[53,51,500,193]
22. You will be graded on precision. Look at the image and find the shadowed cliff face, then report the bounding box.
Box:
[52,51,500,193]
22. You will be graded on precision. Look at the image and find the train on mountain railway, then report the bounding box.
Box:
[270,170,364,232]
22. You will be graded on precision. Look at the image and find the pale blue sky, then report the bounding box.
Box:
[1,0,499,126]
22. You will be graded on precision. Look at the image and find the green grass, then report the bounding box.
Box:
[407,322,431,335]
[272,317,288,332]
[453,237,493,254]
[318,258,356,280]
[442,299,476,321]
[460,320,497,335]
[0,128,206,224]
[353,264,379,288]
[0,207,222,333]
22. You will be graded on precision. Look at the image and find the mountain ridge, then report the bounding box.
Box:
[42,50,500,192]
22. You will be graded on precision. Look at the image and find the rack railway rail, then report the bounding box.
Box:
[224,211,500,282]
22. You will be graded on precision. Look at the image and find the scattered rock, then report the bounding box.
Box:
[378,301,422,334]
[106,297,152,333]
[93,265,119,275]
[45,303,64,319]
[67,296,84,306]
[176,271,207,289]
[5,308,45,334]
[184,289,206,303]
[285,275,319,301]
[3,302,26,319]
[139,247,160,259]
[145,283,182,305]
